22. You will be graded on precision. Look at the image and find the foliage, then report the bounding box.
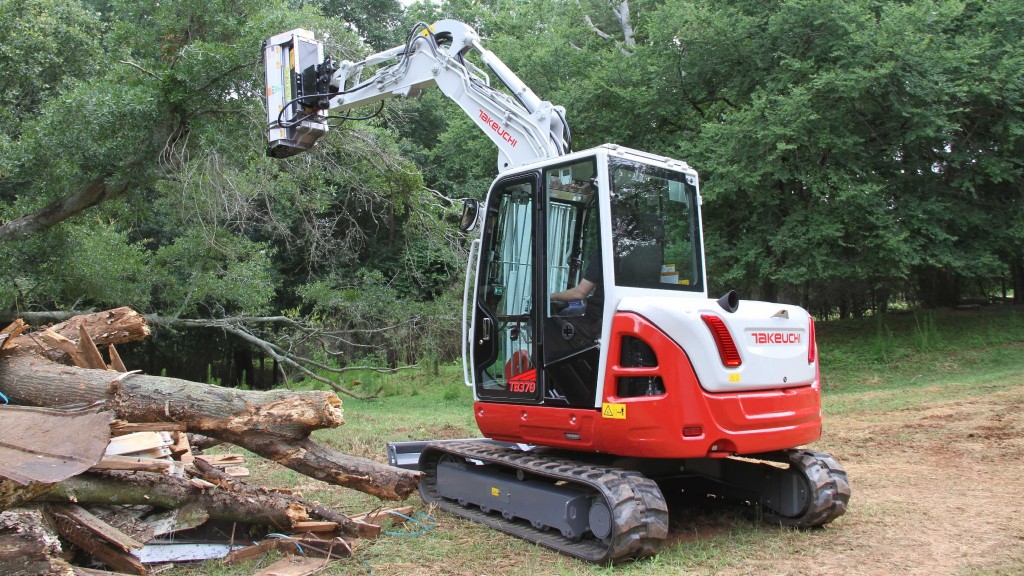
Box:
[1,0,1022,381]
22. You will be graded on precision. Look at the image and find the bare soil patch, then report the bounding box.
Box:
[725,385,1024,576]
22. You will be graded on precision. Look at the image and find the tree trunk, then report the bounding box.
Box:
[0,354,420,500]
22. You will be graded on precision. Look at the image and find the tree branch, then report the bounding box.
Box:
[0,175,130,241]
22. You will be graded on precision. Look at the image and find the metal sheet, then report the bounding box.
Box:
[132,542,234,563]
[0,405,113,484]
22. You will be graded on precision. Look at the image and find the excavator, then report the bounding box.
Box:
[264,20,850,563]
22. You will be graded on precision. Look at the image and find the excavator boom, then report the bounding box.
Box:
[265,21,570,171]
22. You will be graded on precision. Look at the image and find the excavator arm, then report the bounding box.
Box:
[264,20,571,171]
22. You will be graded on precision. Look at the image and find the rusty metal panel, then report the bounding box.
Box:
[0,405,113,485]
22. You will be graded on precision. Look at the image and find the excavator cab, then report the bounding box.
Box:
[466,147,704,410]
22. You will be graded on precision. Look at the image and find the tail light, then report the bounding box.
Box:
[701,314,742,367]
[808,317,817,364]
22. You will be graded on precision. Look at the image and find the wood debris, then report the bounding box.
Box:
[0,309,426,574]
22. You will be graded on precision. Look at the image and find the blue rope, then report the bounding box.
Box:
[383,511,436,537]
[0,391,8,404]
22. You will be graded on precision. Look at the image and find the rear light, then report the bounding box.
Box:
[700,313,742,367]
[808,317,817,364]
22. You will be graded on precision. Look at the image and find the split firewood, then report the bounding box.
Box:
[49,506,147,575]
[289,521,338,533]
[91,456,174,473]
[49,505,144,553]
[88,506,156,544]
[105,432,174,457]
[77,325,108,370]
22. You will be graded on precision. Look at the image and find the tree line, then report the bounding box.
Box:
[0,0,1020,378]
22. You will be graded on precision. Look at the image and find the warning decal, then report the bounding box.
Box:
[602,403,627,420]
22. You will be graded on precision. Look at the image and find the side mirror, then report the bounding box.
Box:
[717,290,739,313]
[459,199,480,233]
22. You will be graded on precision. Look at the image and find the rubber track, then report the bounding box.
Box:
[419,440,669,563]
[768,449,851,527]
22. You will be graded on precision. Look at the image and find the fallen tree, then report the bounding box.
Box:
[0,308,421,501]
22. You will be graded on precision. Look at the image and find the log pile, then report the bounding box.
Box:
[0,308,424,574]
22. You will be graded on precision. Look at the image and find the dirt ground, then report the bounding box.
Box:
[719,384,1024,576]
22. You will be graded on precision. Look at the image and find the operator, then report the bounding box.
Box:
[550,249,603,305]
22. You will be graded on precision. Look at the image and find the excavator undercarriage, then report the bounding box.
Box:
[415,440,850,563]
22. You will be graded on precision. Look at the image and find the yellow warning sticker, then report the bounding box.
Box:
[729,373,742,383]
[491,487,500,497]
[602,403,627,419]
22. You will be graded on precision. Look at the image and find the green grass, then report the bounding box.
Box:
[165,305,1024,575]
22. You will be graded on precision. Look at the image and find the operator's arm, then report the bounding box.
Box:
[551,278,596,302]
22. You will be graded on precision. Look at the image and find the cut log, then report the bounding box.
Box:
[189,458,375,539]
[0,353,420,500]
[2,307,150,364]
[43,472,311,530]
[0,478,56,512]
[0,506,75,576]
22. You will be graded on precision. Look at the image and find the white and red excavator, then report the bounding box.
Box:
[264,20,849,563]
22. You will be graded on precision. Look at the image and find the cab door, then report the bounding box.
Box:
[540,157,605,407]
[472,173,543,403]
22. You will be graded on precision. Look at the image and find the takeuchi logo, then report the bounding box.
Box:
[479,110,517,147]
[751,332,801,345]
